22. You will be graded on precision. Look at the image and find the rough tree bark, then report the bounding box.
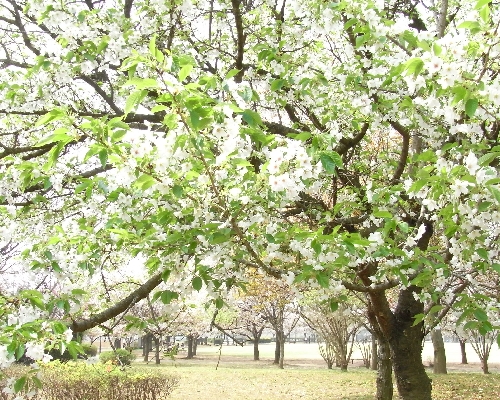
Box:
[371,335,378,371]
[431,329,447,374]
[377,336,393,400]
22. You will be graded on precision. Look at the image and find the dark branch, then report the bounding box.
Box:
[71,271,164,332]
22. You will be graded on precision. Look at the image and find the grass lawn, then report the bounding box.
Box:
[131,343,500,400]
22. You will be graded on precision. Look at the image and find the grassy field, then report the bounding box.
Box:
[132,343,500,400]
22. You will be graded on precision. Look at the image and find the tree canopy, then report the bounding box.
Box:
[1,0,500,398]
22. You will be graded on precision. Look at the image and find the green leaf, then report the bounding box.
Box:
[479,4,490,22]
[98,149,108,168]
[319,151,343,174]
[242,109,262,128]
[457,21,481,30]
[487,186,500,203]
[124,90,147,115]
[429,305,443,314]
[479,152,500,166]
[373,210,393,218]
[124,77,159,89]
[316,272,329,288]
[35,109,65,127]
[192,276,203,291]
[149,35,164,63]
[225,69,241,80]
[15,343,25,361]
[162,269,171,282]
[474,308,488,322]
[476,248,489,260]
[215,297,224,309]
[311,239,321,256]
[133,174,156,191]
[270,79,286,91]
[172,184,183,198]
[474,0,491,10]
[465,98,478,118]
[329,299,338,312]
[179,64,193,82]
[160,290,178,304]
[412,313,425,326]
[35,128,71,147]
[14,377,26,394]
[492,263,500,274]
[289,132,312,141]
[405,58,424,77]
[210,232,229,245]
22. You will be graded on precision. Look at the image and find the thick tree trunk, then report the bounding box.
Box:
[389,289,432,400]
[431,329,447,374]
[187,335,194,359]
[153,336,160,365]
[371,335,378,370]
[459,339,468,364]
[274,337,280,364]
[377,336,393,400]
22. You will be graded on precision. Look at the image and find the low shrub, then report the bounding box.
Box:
[100,349,136,366]
[37,361,179,400]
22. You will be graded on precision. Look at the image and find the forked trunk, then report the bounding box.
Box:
[431,329,447,374]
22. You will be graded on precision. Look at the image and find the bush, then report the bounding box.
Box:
[47,343,97,362]
[38,361,179,400]
[100,349,136,366]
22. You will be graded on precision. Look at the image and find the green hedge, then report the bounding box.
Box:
[40,361,178,400]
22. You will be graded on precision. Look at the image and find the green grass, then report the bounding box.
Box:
[132,358,500,400]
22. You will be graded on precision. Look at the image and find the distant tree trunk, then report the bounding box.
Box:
[377,336,393,400]
[274,337,280,364]
[431,329,447,374]
[253,340,260,361]
[279,330,285,369]
[143,334,150,362]
[458,338,468,364]
[252,326,264,361]
[371,335,378,371]
[193,338,198,356]
[187,335,194,359]
[153,336,160,365]
[482,357,489,374]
